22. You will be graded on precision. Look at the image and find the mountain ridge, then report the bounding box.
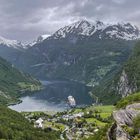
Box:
[0,20,139,49]
[0,36,26,49]
[41,20,140,42]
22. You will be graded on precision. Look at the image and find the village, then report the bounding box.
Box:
[22,96,114,139]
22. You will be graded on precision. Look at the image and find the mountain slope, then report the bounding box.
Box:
[11,20,138,86]
[120,41,140,95]
[29,34,51,47]
[0,105,59,140]
[0,56,41,105]
[0,36,27,67]
[48,20,140,41]
[92,41,140,105]
[0,36,25,49]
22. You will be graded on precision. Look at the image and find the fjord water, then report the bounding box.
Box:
[9,81,93,112]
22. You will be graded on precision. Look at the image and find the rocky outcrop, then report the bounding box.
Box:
[113,109,138,126]
[108,103,140,140]
[117,70,137,97]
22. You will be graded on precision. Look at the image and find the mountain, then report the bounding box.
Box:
[29,34,50,47]
[12,20,137,84]
[48,20,140,41]
[0,36,26,49]
[0,36,27,67]
[0,35,52,65]
[29,20,140,46]
[0,56,41,105]
[0,20,139,89]
[92,41,140,104]
[116,41,140,96]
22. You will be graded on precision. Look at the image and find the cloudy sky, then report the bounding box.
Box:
[0,0,139,42]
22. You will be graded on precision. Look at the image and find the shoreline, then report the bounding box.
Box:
[9,80,94,112]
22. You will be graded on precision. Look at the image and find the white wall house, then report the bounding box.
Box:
[34,118,44,128]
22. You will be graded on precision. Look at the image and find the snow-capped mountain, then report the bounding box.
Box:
[0,36,26,49]
[0,19,138,105]
[29,34,50,46]
[104,22,140,40]
[0,36,27,67]
[14,20,136,81]
[50,20,140,41]
[28,20,140,47]
[1,20,139,49]
[52,20,106,38]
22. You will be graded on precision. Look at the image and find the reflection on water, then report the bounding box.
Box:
[9,96,67,112]
[9,81,93,112]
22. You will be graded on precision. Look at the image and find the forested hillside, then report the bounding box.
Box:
[0,105,59,140]
[92,41,140,105]
[0,57,41,105]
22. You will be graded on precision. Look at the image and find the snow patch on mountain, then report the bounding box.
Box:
[41,34,50,40]
[29,34,50,46]
[27,20,140,47]
[0,36,25,49]
[51,20,140,40]
[106,30,139,40]
[104,22,140,40]
[52,20,107,39]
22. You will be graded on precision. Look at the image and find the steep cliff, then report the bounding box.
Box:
[111,104,139,140]
[108,92,140,140]
[117,70,137,97]
[116,41,140,97]
[92,41,140,104]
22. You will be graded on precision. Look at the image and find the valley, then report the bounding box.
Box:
[22,105,114,140]
[0,18,140,140]
[20,92,140,140]
[9,80,93,112]
[0,20,138,104]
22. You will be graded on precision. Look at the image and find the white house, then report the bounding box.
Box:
[34,118,44,128]
[73,112,84,118]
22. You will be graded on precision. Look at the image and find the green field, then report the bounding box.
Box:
[87,105,115,112]
[86,118,107,127]
[44,120,65,131]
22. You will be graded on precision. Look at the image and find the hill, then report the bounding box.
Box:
[0,105,59,140]
[0,56,41,105]
[92,41,140,104]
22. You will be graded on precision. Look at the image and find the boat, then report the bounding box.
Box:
[67,95,76,108]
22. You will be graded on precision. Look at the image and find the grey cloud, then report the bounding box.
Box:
[0,0,139,42]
